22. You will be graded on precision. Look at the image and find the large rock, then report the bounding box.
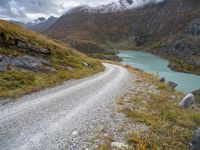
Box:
[167,81,178,89]
[189,127,200,150]
[179,93,195,108]
[16,40,51,55]
[10,55,55,72]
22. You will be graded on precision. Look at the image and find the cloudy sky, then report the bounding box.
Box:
[0,0,117,22]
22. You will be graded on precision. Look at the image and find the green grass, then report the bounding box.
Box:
[0,20,104,99]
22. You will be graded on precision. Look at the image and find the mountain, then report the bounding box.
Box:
[25,17,47,28]
[10,16,58,33]
[0,20,103,98]
[29,16,58,32]
[46,0,200,74]
[68,0,164,13]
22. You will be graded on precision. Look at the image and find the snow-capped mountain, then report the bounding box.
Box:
[29,16,58,32]
[68,0,164,13]
[34,17,46,24]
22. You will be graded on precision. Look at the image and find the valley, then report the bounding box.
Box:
[44,0,200,75]
[0,0,200,149]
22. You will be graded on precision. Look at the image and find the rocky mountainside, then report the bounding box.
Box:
[46,0,200,74]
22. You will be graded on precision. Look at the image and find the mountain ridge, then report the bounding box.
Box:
[67,0,164,14]
[45,0,200,74]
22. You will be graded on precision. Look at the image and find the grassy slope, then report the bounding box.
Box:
[121,66,200,149]
[0,20,104,99]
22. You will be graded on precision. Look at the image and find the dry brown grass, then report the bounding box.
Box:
[120,66,200,150]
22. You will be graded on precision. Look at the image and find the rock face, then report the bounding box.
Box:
[0,54,55,72]
[0,32,51,56]
[179,93,195,108]
[189,127,200,150]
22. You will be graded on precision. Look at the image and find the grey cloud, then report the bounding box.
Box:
[0,0,161,22]
[0,0,116,22]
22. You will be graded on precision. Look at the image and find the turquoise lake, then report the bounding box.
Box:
[118,50,200,93]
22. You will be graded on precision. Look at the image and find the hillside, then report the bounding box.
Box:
[46,0,200,74]
[0,20,103,98]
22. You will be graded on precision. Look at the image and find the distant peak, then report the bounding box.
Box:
[34,17,46,24]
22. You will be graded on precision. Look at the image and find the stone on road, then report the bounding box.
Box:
[0,63,130,150]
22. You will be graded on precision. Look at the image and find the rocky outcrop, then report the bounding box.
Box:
[0,32,51,56]
[0,54,55,72]
[16,40,51,55]
[179,93,195,108]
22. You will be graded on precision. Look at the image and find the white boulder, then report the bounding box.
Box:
[179,93,195,108]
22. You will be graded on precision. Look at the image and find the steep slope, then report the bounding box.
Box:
[46,0,200,74]
[0,20,103,98]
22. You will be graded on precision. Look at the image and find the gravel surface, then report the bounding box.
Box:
[0,63,131,150]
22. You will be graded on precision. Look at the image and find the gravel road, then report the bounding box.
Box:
[0,63,131,150]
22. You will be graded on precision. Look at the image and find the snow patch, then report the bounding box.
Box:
[67,0,165,14]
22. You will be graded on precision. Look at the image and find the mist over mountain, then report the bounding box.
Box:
[67,0,165,13]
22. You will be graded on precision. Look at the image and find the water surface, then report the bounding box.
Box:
[118,50,200,93]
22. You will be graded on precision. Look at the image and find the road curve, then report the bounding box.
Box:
[0,63,130,150]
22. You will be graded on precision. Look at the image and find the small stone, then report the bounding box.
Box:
[160,77,166,83]
[81,61,88,67]
[111,142,128,149]
[72,131,78,136]
[179,93,195,108]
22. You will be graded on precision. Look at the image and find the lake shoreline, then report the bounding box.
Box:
[117,49,200,76]
[118,50,200,93]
